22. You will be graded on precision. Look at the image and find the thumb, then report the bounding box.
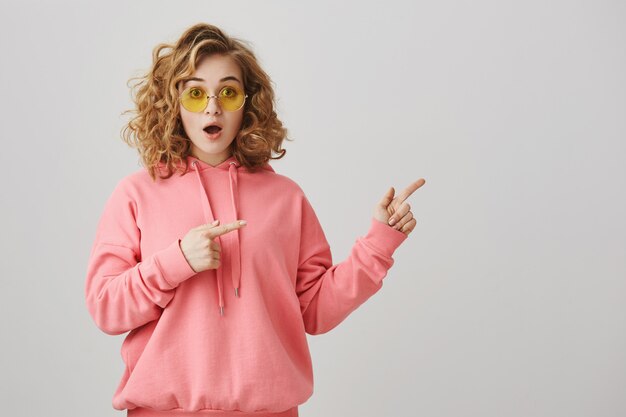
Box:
[209,219,219,227]
[379,186,395,208]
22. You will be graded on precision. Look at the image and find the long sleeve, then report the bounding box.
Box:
[84,179,197,336]
[295,194,408,335]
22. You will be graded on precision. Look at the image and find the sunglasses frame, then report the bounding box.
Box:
[178,85,249,113]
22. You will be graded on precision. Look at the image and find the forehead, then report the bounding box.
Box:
[186,54,242,85]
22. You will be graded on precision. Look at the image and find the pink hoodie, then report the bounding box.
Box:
[85,154,408,416]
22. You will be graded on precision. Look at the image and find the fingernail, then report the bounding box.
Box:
[388,217,396,225]
[239,220,247,225]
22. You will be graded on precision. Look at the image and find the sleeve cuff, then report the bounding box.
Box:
[155,239,198,288]
[360,217,409,258]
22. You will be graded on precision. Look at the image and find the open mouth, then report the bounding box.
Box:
[204,125,222,134]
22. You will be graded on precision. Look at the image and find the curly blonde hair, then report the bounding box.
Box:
[120,23,291,181]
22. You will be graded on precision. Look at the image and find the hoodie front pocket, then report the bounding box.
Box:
[121,330,137,373]
[120,321,156,374]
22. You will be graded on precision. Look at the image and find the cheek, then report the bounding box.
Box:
[231,112,244,129]
[179,111,197,133]
[179,109,190,126]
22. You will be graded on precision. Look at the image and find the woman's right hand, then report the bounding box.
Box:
[180,219,247,273]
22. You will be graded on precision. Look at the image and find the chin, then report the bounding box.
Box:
[192,135,234,153]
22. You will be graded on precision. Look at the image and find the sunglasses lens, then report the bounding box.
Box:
[219,86,245,111]
[180,86,246,112]
[180,87,207,112]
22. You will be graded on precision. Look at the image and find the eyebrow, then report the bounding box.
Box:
[182,76,242,87]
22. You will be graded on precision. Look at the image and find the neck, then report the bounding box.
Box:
[191,147,232,167]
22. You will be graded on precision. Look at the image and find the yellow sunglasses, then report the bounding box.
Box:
[179,85,248,112]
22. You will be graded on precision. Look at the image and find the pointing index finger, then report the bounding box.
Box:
[208,220,247,239]
[395,179,425,205]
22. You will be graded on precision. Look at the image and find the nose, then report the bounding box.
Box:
[205,95,222,115]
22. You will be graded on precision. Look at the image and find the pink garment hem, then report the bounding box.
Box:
[127,405,298,417]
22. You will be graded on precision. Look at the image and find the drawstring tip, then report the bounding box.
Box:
[235,287,239,297]
[219,306,224,316]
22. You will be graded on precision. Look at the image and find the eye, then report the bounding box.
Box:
[189,87,204,99]
[220,86,238,98]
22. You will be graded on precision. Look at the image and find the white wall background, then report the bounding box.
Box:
[0,1,624,416]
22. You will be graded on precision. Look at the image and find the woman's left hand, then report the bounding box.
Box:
[374,179,426,236]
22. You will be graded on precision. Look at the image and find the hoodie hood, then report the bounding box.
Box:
[175,154,274,316]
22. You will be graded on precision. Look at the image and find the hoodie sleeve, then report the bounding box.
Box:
[295,193,408,335]
[84,178,197,336]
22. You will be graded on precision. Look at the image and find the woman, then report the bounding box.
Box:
[84,23,425,417]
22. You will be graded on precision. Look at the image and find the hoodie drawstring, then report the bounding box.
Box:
[227,162,242,297]
[191,159,241,317]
